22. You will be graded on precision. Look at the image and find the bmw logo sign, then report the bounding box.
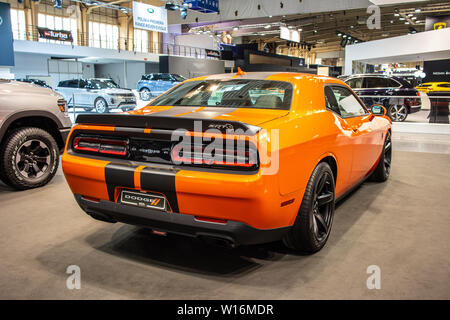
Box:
[147,8,154,14]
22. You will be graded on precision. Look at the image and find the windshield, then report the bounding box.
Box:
[150,80,293,110]
[88,79,119,89]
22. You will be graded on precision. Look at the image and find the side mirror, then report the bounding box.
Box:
[371,104,386,116]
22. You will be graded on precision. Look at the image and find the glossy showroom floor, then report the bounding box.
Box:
[0,133,449,299]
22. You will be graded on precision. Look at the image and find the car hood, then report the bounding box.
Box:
[1,80,61,98]
[102,88,133,94]
[129,106,289,126]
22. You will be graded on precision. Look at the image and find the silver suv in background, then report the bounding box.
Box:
[0,80,72,190]
[56,78,137,113]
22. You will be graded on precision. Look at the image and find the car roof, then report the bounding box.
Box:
[191,72,339,83]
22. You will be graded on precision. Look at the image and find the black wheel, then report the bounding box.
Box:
[388,104,408,122]
[283,162,335,254]
[370,131,392,182]
[139,88,152,101]
[94,97,108,113]
[0,127,59,190]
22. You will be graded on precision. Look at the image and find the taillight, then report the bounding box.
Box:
[73,136,128,156]
[171,143,258,169]
[416,91,421,96]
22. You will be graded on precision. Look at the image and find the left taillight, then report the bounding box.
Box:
[73,136,128,156]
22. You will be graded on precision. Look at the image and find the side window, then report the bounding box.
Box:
[66,80,79,88]
[160,74,172,81]
[79,80,88,89]
[364,77,389,88]
[152,74,161,81]
[329,86,367,118]
[438,83,450,88]
[386,78,401,88]
[346,77,363,89]
[324,86,341,115]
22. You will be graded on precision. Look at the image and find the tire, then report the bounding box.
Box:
[370,131,392,182]
[94,97,108,113]
[0,127,59,190]
[139,88,152,101]
[388,104,408,122]
[283,162,335,254]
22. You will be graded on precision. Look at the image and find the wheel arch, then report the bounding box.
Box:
[0,111,65,151]
[318,154,338,185]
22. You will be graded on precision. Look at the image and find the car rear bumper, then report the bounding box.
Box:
[74,193,290,245]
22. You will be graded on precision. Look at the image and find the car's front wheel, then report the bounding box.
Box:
[283,162,335,254]
[0,127,59,190]
[140,88,152,101]
[370,131,392,182]
[94,97,108,113]
[389,104,408,122]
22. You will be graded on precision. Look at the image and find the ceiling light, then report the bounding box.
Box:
[233,27,239,31]
[350,25,354,29]
[415,8,421,13]
[298,28,302,32]
[390,20,394,23]
[405,21,410,24]
[265,25,271,29]
[260,33,266,36]
[408,13,413,17]
[288,26,294,29]
[399,17,405,20]
[394,13,400,17]
[411,16,417,20]
[343,34,347,38]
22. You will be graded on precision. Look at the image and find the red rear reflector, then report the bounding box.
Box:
[152,230,167,236]
[195,217,228,224]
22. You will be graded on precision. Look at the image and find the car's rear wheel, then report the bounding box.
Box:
[94,97,108,113]
[370,131,392,182]
[283,162,335,254]
[0,127,59,190]
[140,88,152,101]
[389,104,408,122]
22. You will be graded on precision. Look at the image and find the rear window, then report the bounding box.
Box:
[149,80,293,110]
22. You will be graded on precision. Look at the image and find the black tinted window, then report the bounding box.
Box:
[152,74,162,80]
[364,77,390,88]
[62,80,79,88]
[160,74,172,81]
[438,83,450,88]
[346,77,363,89]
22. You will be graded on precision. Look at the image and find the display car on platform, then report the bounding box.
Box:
[62,71,392,253]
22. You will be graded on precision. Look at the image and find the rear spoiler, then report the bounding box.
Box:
[75,114,261,136]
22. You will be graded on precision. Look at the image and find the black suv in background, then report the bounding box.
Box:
[342,74,422,122]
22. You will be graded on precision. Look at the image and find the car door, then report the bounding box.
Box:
[76,79,95,107]
[326,85,381,184]
[160,74,176,92]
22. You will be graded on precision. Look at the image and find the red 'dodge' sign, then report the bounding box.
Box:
[37,27,73,42]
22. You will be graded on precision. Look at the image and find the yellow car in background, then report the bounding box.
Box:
[416,82,450,93]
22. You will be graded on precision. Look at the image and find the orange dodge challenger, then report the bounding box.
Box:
[62,72,392,253]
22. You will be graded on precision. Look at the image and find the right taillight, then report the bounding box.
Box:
[171,143,258,170]
[73,136,128,156]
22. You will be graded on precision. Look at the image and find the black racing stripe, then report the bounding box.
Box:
[105,163,138,201]
[140,167,179,213]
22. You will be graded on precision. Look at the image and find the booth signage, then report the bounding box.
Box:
[206,49,220,58]
[133,1,168,33]
[37,27,73,42]
[425,16,450,31]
